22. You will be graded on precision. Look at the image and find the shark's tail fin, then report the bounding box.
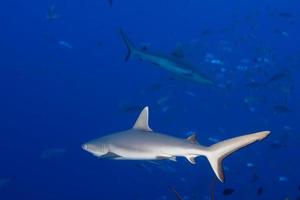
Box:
[119,29,137,61]
[205,131,270,182]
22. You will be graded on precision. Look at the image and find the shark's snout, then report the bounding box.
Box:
[82,144,88,151]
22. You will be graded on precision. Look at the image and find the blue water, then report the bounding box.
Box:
[1,0,300,199]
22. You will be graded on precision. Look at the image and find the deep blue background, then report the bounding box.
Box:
[0,0,300,199]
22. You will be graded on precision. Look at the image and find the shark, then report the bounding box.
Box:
[82,106,270,182]
[119,30,215,85]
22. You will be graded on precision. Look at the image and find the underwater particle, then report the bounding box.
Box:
[257,186,264,196]
[223,188,235,196]
[58,40,73,49]
[278,176,288,182]
[246,162,254,168]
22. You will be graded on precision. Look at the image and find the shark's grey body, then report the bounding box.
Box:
[120,30,215,85]
[82,107,270,182]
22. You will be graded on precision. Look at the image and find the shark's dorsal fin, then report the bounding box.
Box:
[187,133,198,144]
[133,106,152,132]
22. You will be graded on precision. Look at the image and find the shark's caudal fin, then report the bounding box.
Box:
[119,29,137,61]
[205,131,270,182]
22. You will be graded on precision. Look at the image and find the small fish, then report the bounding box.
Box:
[265,71,290,85]
[210,59,223,65]
[47,5,60,20]
[170,187,183,200]
[273,105,292,114]
[223,188,235,196]
[278,176,288,182]
[257,186,264,196]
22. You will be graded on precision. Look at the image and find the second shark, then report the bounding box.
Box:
[120,30,215,85]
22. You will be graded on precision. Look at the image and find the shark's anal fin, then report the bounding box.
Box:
[186,155,197,164]
[132,106,153,132]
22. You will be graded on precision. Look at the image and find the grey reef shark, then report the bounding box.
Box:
[119,30,215,85]
[82,106,270,182]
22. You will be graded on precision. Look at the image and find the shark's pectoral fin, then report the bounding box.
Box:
[132,106,153,132]
[186,155,197,164]
[101,152,122,159]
